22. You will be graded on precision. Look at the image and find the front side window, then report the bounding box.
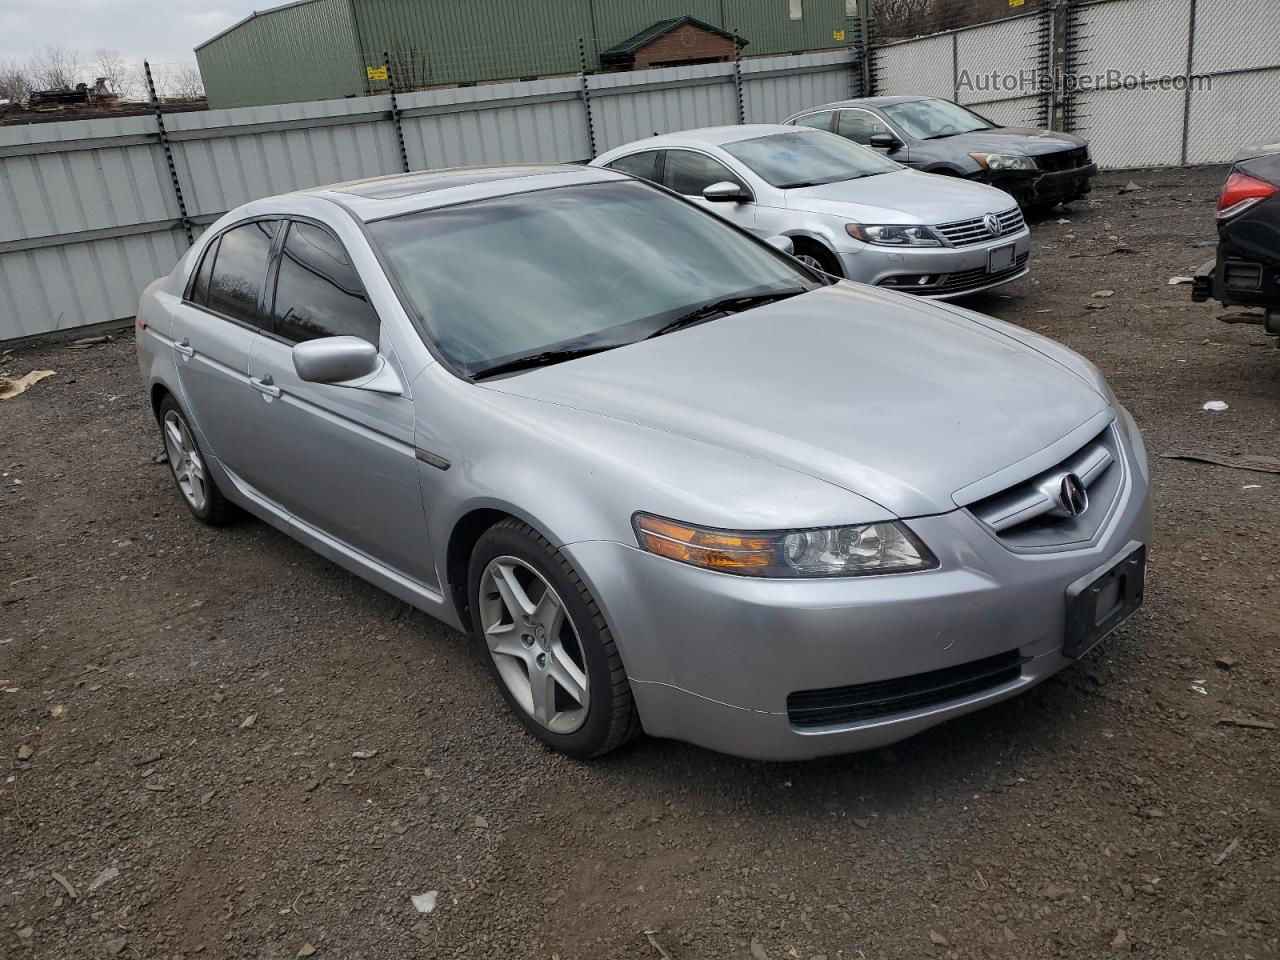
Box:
[271,222,379,345]
[663,150,745,196]
[722,130,899,188]
[368,180,816,376]
[880,98,993,140]
[837,109,892,145]
[607,151,660,183]
[206,220,277,327]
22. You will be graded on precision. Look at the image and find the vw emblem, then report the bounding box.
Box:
[1058,473,1088,517]
[983,213,1002,237]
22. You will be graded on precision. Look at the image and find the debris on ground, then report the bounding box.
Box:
[50,872,77,899]
[1092,289,1115,298]
[1160,451,1280,474]
[1111,928,1132,953]
[1214,656,1238,670]
[643,930,674,959]
[1119,181,1143,193]
[351,748,378,759]
[105,936,127,955]
[297,943,317,957]
[69,335,112,348]
[750,937,771,959]
[1189,680,1208,695]
[239,713,257,729]
[1086,302,1108,310]
[0,370,55,400]
[1201,400,1229,412]
[17,743,34,760]
[928,930,950,946]
[1217,715,1276,731]
[86,866,119,892]
[1168,276,1194,284]
[411,891,439,914]
[1212,838,1241,866]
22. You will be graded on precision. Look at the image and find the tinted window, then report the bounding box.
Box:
[837,109,891,145]
[880,98,993,140]
[664,150,744,196]
[207,220,277,326]
[607,151,660,182]
[793,111,834,131]
[188,236,219,306]
[723,130,900,188]
[368,181,813,376]
[271,222,379,345]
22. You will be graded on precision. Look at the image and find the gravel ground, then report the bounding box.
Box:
[1,166,1277,960]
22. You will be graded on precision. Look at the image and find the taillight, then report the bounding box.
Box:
[1217,171,1278,219]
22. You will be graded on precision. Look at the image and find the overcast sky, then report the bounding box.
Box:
[0,0,256,68]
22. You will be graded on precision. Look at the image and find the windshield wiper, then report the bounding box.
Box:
[923,126,991,140]
[471,344,617,379]
[646,288,809,340]
[779,173,875,188]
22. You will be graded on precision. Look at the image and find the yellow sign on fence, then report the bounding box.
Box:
[833,29,846,41]
[366,66,388,81]
[1009,0,1025,6]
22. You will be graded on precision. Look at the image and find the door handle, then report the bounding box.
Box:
[250,375,281,399]
[175,337,194,359]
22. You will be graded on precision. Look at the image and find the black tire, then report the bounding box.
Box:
[792,239,843,279]
[156,394,234,526]
[468,518,639,758]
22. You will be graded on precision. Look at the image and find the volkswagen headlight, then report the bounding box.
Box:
[969,152,1038,172]
[845,223,944,247]
[633,514,938,578]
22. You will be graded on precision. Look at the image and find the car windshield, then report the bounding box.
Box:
[880,99,994,139]
[722,130,900,188]
[368,180,816,376]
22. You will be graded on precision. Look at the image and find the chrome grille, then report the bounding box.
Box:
[935,207,1026,246]
[968,426,1122,550]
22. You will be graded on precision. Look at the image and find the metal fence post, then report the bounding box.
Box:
[733,29,746,124]
[859,0,874,96]
[1059,1,1082,133]
[1180,0,1198,165]
[143,61,193,247]
[384,52,410,173]
[578,38,598,159]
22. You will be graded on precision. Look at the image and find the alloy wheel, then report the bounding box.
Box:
[795,253,824,270]
[478,555,590,734]
[162,409,208,511]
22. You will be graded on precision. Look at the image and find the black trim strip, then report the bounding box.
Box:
[415,448,451,471]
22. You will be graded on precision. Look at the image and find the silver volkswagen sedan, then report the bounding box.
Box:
[590,125,1031,298]
[136,164,1150,761]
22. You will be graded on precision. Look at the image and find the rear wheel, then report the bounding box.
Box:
[792,240,843,279]
[468,518,638,758]
[158,395,233,526]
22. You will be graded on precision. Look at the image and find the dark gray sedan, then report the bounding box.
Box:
[785,96,1096,209]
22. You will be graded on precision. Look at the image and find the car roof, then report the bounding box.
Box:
[296,163,629,221]
[793,95,930,114]
[595,124,812,158]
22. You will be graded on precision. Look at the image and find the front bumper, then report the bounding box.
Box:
[985,163,1097,205]
[838,229,1032,299]
[565,409,1152,761]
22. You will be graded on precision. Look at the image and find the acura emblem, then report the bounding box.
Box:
[983,213,1002,237]
[1058,473,1088,517]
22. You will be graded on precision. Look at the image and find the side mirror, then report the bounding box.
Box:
[869,133,900,150]
[292,335,380,385]
[765,235,795,256]
[703,181,748,203]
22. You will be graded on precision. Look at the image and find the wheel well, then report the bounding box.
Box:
[790,236,843,277]
[446,508,515,631]
[150,383,172,422]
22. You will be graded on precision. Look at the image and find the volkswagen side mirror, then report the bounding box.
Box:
[703,181,748,203]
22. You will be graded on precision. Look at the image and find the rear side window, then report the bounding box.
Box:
[793,111,834,131]
[207,220,277,327]
[607,151,660,182]
[271,221,379,345]
[663,150,745,196]
[187,236,219,306]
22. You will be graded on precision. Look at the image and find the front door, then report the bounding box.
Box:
[171,220,278,478]
[661,149,759,234]
[836,109,911,165]
[245,219,435,586]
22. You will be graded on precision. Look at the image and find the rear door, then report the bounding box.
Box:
[661,148,758,233]
[170,219,278,478]
[245,219,434,585]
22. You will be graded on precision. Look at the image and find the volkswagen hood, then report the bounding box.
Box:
[785,168,1018,224]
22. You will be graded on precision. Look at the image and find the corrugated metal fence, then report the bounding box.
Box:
[0,49,857,340]
[871,0,1280,168]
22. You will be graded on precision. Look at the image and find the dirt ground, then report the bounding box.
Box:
[2,166,1277,960]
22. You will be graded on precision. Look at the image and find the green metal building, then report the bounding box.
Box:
[196,0,866,109]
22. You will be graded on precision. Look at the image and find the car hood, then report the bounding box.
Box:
[930,126,1088,157]
[484,283,1110,518]
[785,168,1017,223]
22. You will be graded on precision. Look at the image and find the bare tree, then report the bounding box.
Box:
[93,48,137,100]
[0,56,31,102]
[29,44,84,90]
[168,64,205,100]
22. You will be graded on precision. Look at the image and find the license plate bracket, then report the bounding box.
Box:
[988,242,1016,273]
[1064,542,1146,659]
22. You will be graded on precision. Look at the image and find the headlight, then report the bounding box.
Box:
[969,152,1038,172]
[633,513,938,578]
[845,223,943,247]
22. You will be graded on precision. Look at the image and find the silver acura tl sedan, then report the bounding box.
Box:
[590,124,1031,298]
[136,164,1151,761]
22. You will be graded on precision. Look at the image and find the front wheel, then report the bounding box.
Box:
[468,519,638,758]
[792,241,844,279]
